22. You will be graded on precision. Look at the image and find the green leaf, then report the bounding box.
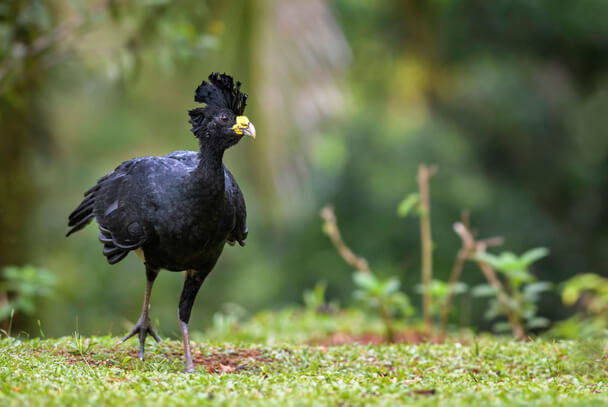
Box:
[561,273,607,305]
[497,252,522,271]
[492,321,513,333]
[303,282,327,311]
[396,193,420,218]
[499,268,533,283]
[471,284,498,297]
[450,282,468,295]
[352,289,365,301]
[382,278,400,294]
[520,247,549,267]
[474,252,502,269]
[524,281,552,296]
[526,317,550,329]
[352,271,376,290]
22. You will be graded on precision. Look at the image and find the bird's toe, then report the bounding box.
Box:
[118,319,161,361]
[149,326,162,343]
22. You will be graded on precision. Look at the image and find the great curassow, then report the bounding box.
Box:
[66,73,255,373]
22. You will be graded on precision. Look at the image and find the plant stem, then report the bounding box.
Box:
[321,205,398,343]
[475,260,525,340]
[417,164,437,333]
[379,304,395,343]
[439,248,467,333]
[452,222,524,340]
[320,206,370,273]
[440,213,504,333]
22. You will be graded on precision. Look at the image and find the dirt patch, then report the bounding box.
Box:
[169,348,273,375]
[47,346,274,374]
[47,348,117,369]
[309,331,446,346]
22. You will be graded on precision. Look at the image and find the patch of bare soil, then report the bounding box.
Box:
[170,348,273,375]
[47,346,274,375]
[310,331,447,346]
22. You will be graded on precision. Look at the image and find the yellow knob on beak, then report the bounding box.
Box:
[233,116,256,139]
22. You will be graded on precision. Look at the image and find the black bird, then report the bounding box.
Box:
[66,73,255,373]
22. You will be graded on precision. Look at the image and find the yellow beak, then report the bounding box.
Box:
[233,116,256,139]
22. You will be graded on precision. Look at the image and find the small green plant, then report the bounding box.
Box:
[0,265,56,330]
[562,273,608,313]
[303,282,338,314]
[208,303,248,338]
[472,248,551,334]
[321,206,413,342]
[548,273,608,339]
[416,279,467,320]
[352,271,414,342]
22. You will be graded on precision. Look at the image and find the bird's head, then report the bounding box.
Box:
[188,72,256,150]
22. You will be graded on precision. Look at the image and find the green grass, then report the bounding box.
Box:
[1,312,607,406]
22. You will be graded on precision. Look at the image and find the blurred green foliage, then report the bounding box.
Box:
[352,270,414,341]
[0,265,56,323]
[562,273,608,313]
[302,282,338,315]
[416,279,467,318]
[396,193,421,218]
[2,0,608,338]
[473,248,551,333]
[549,273,608,339]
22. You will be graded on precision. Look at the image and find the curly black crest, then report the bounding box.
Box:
[194,72,248,116]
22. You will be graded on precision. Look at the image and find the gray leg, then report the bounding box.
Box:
[178,270,207,373]
[180,319,195,373]
[119,266,161,360]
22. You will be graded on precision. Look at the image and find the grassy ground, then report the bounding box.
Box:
[1,311,607,406]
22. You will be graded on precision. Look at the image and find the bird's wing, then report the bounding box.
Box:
[68,157,156,264]
[224,165,248,246]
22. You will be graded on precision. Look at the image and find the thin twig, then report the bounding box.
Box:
[320,206,370,273]
[439,213,505,333]
[439,246,467,333]
[417,164,437,332]
[452,222,525,340]
[321,206,399,342]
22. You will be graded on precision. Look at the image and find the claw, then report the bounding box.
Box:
[119,329,137,344]
[118,319,161,360]
[149,327,161,343]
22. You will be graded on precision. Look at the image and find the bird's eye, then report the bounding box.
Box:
[220,114,229,123]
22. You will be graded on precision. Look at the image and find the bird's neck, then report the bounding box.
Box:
[198,142,225,170]
[189,143,225,193]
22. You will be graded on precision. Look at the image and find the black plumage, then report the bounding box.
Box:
[66,73,255,373]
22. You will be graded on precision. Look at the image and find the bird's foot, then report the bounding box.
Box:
[118,316,161,360]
